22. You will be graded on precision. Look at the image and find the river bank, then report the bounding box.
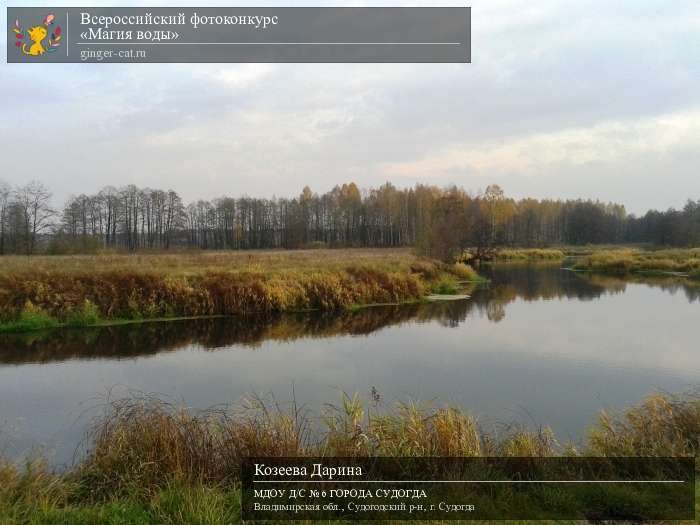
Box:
[571,247,700,277]
[0,249,483,334]
[0,390,697,524]
[484,246,700,279]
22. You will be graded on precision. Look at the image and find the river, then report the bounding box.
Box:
[1,263,698,466]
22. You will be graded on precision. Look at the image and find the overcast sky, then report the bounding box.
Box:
[1,0,699,215]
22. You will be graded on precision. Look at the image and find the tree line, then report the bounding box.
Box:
[0,180,698,258]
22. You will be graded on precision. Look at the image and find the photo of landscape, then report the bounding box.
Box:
[1,1,698,523]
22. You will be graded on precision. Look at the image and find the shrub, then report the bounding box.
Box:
[431,276,459,295]
[408,260,445,282]
[66,300,102,327]
[458,250,475,264]
[451,262,481,281]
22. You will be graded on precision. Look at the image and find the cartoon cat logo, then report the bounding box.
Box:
[13,14,62,56]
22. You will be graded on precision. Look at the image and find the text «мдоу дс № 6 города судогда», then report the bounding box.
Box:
[241,457,695,521]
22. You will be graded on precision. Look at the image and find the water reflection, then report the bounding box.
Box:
[0,306,442,364]
[479,263,700,304]
[1,264,698,465]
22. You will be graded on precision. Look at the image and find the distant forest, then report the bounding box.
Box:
[1,180,699,258]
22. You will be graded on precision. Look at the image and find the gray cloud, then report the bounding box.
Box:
[1,0,699,214]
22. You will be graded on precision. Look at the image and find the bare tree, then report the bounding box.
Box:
[2,180,693,255]
[13,181,55,255]
[0,181,10,255]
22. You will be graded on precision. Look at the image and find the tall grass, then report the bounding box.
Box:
[0,390,697,522]
[430,276,460,295]
[79,395,309,499]
[587,391,700,456]
[83,388,700,463]
[0,248,420,275]
[0,250,483,332]
[65,300,102,328]
[573,248,700,276]
[494,248,566,261]
[77,392,561,496]
[451,262,485,281]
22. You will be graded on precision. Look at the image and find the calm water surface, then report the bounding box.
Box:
[1,264,698,465]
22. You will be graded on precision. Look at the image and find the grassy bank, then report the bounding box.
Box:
[572,248,700,277]
[0,249,483,334]
[0,390,697,524]
[492,248,566,261]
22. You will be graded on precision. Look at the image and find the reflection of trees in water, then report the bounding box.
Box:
[681,285,700,303]
[465,264,621,324]
[482,264,624,302]
[0,301,478,364]
[1,265,696,364]
[465,264,698,323]
[0,305,458,365]
[582,273,700,303]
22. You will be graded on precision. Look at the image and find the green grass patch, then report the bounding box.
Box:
[431,275,460,295]
[0,302,58,334]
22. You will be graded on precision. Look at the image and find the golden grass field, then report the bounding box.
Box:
[0,249,482,331]
[572,247,700,275]
[0,248,420,276]
[492,248,566,260]
[2,246,698,332]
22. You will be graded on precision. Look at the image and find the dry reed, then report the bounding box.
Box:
[0,250,469,330]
